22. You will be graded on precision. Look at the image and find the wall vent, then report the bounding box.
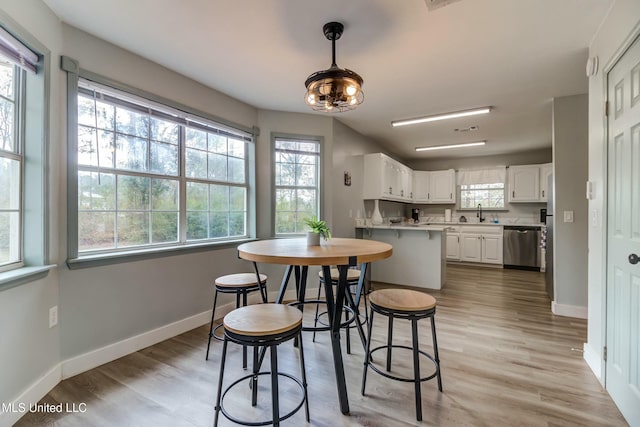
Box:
[424,0,464,11]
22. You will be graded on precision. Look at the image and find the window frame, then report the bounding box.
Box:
[63,58,257,268]
[271,133,323,237]
[0,59,25,272]
[458,182,506,210]
[0,15,51,288]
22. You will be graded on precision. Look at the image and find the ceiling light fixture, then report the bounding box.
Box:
[304,22,364,113]
[415,141,486,152]
[392,107,492,127]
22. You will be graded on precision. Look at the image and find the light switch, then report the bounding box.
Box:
[564,210,574,223]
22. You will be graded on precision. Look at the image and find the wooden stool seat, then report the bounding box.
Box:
[369,289,436,312]
[224,304,302,337]
[215,273,267,288]
[318,268,361,281]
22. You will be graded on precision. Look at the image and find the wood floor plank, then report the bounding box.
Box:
[14,265,628,426]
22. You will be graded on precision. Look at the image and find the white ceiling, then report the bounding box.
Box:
[43,0,613,160]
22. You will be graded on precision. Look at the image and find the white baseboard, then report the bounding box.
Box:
[3,287,298,427]
[583,342,603,383]
[62,288,296,379]
[1,364,62,427]
[551,301,588,319]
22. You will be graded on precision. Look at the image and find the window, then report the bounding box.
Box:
[0,58,23,270]
[457,167,506,209]
[460,183,505,208]
[273,136,321,235]
[75,80,251,254]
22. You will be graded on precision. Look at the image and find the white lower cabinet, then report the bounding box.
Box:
[445,231,460,260]
[453,225,503,265]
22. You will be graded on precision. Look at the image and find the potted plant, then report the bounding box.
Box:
[303,216,331,246]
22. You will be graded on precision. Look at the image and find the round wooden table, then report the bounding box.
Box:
[237,238,392,415]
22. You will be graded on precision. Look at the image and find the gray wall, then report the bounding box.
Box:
[552,94,588,308]
[586,0,640,381]
[331,120,386,238]
[0,0,62,408]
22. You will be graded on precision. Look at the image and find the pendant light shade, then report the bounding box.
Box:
[304,22,364,113]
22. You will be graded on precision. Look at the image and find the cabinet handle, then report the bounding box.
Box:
[401,189,404,196]
[542,190,545,197]
[389,186,392,194]
[450,193,452,199]
[428,192,430,200]
[410,192,413,198]
[512,191,515,198]
[457,236,459,243]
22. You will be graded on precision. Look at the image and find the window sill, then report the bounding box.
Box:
[66,238,258,270]
[0,265,57,291]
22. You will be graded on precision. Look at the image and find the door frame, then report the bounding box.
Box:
[601,21,640,388]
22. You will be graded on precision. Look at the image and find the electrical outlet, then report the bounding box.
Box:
[563,210,574,223]
[49,306,58,328]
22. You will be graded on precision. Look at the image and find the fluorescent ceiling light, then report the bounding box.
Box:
[415,141,486,152]
[392,107,492,127]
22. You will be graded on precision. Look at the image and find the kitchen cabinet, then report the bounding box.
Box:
[363,153,413,202]
[508,165,540,202]
[456,225,503,265]
[445,227,461,260]
[508,163,553,203]
[540,163,552,201]
[412,169,456,204]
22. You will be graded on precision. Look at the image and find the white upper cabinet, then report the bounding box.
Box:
[508,163,552,203]
[412,169,456,204]
[429,170,456,203]
[413,171,430,202]
[508,165,541,202]
[363,153,413,202]
[539,163,552,201]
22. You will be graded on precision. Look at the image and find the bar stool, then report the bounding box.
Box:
[312,267,368,354]
[361,289,443,421]
[205,268,268,363]
[214,304,310,427]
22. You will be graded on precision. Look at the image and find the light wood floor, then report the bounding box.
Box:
[16,265,627,426]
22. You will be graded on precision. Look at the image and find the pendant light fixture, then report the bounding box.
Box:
[304,22,364,113]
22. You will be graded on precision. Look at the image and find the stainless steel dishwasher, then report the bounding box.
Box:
[503,226,541,270]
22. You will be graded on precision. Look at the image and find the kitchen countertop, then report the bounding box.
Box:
[356,222,544,229]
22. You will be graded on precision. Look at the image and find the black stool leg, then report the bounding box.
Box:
[270,345,280,427]
[361,309,375,395]
[386,315,394,372]
[297,331,310,422]
[251,344,259,406]
[312,279,323,342]
[240,291,248,369]
[411,318,423,421]
[214,338,229,426]
[206,289,219,360]
[431,315,443,392]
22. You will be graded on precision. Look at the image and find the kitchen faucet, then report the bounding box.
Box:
[477,204,485,222]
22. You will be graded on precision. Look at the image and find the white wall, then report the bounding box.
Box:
[0,0,63,413]
[586,0,640,382]
[552,94,588,313]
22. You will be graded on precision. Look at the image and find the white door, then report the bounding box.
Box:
[481,234,503,264]
[460,233,481,262]
[606,33,640,426]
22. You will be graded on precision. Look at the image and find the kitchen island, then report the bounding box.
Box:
[356,224,449,289]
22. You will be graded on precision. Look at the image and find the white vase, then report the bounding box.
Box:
[307,232,321,246]
[371,199,383,224]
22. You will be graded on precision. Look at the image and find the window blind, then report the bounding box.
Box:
[0,26,38,73]
[457,166,506,185]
